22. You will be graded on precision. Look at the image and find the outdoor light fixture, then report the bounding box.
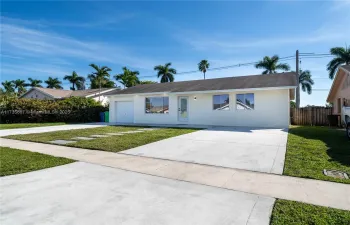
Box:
[194,96,197,100]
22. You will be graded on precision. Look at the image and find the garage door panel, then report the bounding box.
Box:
[116,101,134,123]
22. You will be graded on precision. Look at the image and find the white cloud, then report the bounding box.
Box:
[1,22,159,71]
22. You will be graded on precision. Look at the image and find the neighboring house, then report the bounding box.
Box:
[107,72,297,128]
[327,65,350,115]
[20,87,117,105]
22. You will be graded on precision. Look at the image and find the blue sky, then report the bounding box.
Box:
[1,1,349,106]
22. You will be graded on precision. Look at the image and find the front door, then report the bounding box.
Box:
[178,97,189,122]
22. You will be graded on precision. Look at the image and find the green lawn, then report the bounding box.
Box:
[0,147,74,176]
[284,126,350,184]
[6,126,198,152]
[271,199,350,225]
[0,122,66,130]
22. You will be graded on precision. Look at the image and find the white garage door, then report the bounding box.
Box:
[116,101,134,123]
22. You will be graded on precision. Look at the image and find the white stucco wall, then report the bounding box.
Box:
[109,89,291,128]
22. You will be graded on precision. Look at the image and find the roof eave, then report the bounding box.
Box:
[326,67,349,102]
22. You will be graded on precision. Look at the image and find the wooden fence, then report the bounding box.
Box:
[290,107,333,126]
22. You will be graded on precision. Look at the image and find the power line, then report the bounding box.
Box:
[137,55,296,79]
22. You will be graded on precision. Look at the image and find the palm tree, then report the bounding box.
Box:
[1,80,15,94]
[13,79,27,96]
[64,71,85,90]
[88,64,112,101]
[45,77,63,89]
[27,78,43,87]
[154,63,176,83]
[327,46,350,79]
[299,70,314,94]
[294,70,314,108]
[114,67,140,88]
[255,55,290,74]
[198,60,210,79]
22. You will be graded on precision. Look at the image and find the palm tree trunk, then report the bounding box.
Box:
[99,80,101,102]
[204,72,206,80]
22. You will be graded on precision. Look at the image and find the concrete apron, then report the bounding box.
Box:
[1,138,349,211]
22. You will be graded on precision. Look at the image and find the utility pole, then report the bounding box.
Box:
[296,50,300,108]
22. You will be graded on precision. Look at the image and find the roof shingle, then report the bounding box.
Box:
[107,72,297,95]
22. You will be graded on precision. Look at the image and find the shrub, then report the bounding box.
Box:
[0,97,108,124]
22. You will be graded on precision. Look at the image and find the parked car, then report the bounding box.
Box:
[341,106,350,140]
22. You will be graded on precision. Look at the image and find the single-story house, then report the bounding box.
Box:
[327,65,350,115]
[20,87,117,105]
[107,72,297,128]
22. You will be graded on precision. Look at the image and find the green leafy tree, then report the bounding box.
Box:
[255,55,290,74]
[45,77,63,89]
[114,67,140,88]
[27,78,43,87]
[64,71,85,90]
[327,46,350,79]
[1,80,15,94]
[139,80,157,85]
[154,63,176,83]
[13,79,27,96]
[198,60,210,79]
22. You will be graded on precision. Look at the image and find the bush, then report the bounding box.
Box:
[0,97,108,124]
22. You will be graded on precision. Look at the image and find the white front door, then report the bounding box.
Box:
[115,101,134,123]
[178,97,189,122]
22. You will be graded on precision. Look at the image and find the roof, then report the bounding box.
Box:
[35,87,72,98]
[341,65,350,72]
[21,87,116,99]
[107,72,298,95]
[327,65,350,102]
[70,88,115,97]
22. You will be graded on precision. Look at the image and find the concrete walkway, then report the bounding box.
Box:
[0,123,109,137]
[1,162,274,225]
[1,138,349,210]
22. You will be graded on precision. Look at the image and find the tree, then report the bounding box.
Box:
[1,80,15,94]
[64,71,85,90]
[45,77,63,89]
[154,63,176,83]
[114,67,140,88]
[327,46,350,79]
[255,55,290,74]
[298,70,314,95]
[139,80,157,85]
[88,64,113,101]
[198,60,210,79]
[27,78,43,87]
[13,79,27,96]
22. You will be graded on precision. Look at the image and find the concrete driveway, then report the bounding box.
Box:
[122,126,288,174]
[1,162,274,225]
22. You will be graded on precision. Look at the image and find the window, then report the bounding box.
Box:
[236,93,254,110]
[145,97,169,114]
[213,94,229,110]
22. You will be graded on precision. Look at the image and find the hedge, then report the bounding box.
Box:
[0,96,108,124]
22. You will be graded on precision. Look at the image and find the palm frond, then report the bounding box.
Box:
[276,63,290,71]
[327,57,344,79]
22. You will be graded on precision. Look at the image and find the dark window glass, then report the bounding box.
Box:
[213,94,230,110]
[236,93,254,110]
[145,97,169,114]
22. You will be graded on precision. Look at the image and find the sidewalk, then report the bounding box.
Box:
[0,123,108,137]
[1,138,349,210]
